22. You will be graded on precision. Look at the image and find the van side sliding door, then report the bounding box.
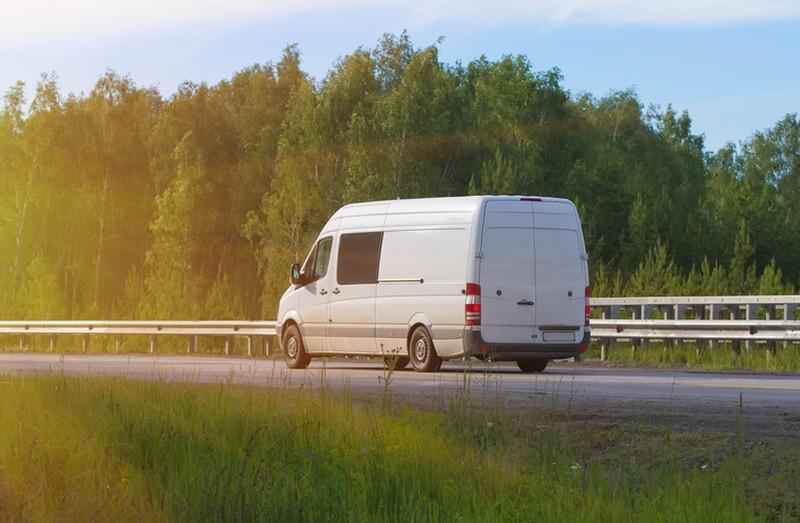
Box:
[328,232,382,353]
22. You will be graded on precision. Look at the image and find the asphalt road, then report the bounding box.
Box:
[2,353,799,438]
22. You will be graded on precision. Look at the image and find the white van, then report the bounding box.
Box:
[276,196,590,373]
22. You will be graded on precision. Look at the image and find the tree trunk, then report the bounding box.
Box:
[93,168,110,309]
[12,164,35,291]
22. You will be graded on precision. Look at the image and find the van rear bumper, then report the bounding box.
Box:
[463,328,589,361]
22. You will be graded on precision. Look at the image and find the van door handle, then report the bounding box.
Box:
[319,289,328,295]
[517,299,534,306]
[332,288,341,295]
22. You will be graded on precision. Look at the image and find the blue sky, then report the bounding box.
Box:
[2,0,798,151]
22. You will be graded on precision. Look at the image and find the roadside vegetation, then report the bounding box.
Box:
[0,374,797,521]
[587,341,800,373]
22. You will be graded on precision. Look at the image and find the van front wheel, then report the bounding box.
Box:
[517,359,548,373]
[409,327,441,372]
[282,325,311,369]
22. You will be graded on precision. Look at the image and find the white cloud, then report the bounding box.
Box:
[3,0,799,47]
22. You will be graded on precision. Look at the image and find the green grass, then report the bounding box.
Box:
[586,341,800,372]
[0,375,798,521]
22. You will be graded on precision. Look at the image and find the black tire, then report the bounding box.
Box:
[409,326,441,372]
[282,324,311,369]
[517,359,548,373]
[383,356,410,371]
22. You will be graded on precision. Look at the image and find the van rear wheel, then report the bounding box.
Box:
[517,359,548,373]
[409,327,441,372]
[282,325,311,369]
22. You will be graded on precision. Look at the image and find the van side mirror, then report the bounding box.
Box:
[290,263,302,285]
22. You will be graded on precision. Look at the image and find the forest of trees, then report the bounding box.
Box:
[1,33,798,320]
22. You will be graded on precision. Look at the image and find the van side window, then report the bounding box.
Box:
[337,232,382,285]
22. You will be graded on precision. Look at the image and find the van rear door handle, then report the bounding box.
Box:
[319,289,328,295]
[517,299,534,306]
[332,288,341,295]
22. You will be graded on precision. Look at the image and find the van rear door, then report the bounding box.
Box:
[478,200,536,344]
[533,201,586,343]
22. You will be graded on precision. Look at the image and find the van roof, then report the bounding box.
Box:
[332,195,573,218]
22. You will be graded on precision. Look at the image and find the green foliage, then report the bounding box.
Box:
[626,240,681,296]
[757,258,793,295]
[468,149,521,194]
[19,254,65,319]
[0,36,798,320]
[729,219,757,294]
[203,274,243,320]
[592,340,800,373]
[2,375,794,521]
[141,132,209,319]
[698,257,730,296]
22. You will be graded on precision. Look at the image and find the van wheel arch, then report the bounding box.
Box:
[280,319,300,349]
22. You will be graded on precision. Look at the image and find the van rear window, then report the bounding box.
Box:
[337,232,382,285]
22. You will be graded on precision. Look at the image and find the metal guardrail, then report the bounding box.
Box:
[0,320,277,356]
[588,295,800,360]
[590,319,800,341]
[590,295,800,319]
[1,295,798,359]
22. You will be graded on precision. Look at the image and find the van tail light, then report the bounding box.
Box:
[465,283,481,326]
[584,285,591,327]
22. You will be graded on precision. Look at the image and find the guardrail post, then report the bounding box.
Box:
[49,335,57,352]
[224,336,233,356]
[606,306,620,355]
[707,304,725,352]
[787,304,798,321]
[598,306,611,321]
[82,335,89,353]
[599,307,610,360]
[114,336,122,353]
[784,304,797,350]
[263,336,273,357]
[641,305,656,349]
[186,336,193,353]
[765,305,776,320]
[730,307,741,354]
[765,305,777,354]
[18,335,25,351]
[675,305,691,348]
[745,305,759,353]
[695,304,704,320]
[661,306,674,352]
[630,307,641,355]
[247,336,254,357]
[149,335,157,354]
